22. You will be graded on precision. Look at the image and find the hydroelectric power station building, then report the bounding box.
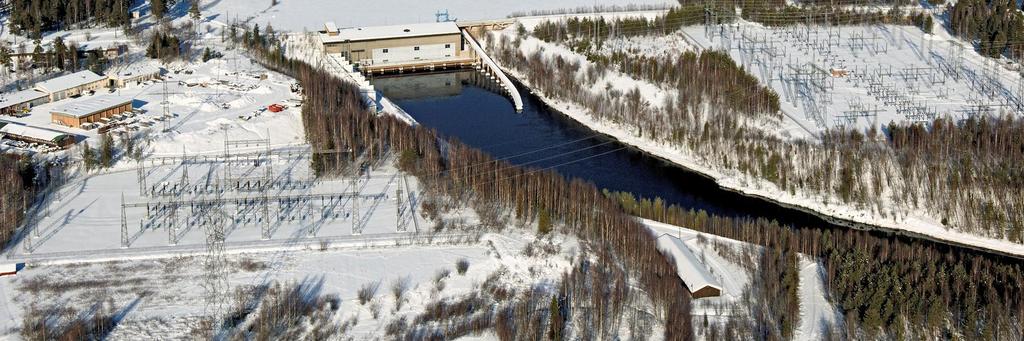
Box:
[319,22,477,74]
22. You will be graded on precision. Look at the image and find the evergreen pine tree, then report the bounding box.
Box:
[31,41,44,68]
[537,207,552,235]
[548,296,562,341]
[189,0,202,21]
[53,36,67,70]
[100,133,115,168]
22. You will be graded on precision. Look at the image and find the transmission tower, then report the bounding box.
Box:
[120,193,129,248]
[201,189,229,335]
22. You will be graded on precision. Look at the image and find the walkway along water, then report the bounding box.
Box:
[371,70,1024,261]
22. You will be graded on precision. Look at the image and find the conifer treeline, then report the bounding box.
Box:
[8,0,131,38]
[949,0,1024,58]
[605,190,1024,339]
[248,40,695,339]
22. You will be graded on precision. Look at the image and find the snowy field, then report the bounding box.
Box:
[0,230,578,338]
[198,0,675,31]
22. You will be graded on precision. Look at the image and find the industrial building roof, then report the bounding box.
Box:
[108,64,163,79]
[34,70,106,94]
[654,234,723,295]
[51,95,133,118]
[0,89,48,109]
[321,22,460,43]
[0,122,68,142]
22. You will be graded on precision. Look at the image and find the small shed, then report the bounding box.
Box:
[655,234,723,298]
[0,263,25,276]
[323,22,340,36]
[830,68,849,78]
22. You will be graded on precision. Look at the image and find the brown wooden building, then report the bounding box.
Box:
[50,95,133,128]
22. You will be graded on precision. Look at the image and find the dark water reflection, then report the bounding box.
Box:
[373,70,842,229]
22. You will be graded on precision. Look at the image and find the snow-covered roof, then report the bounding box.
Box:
[655,234,723,295]
[322,22,460,43]
[0,89,47,109]
[0,122,68,142]
[34,70,106,94]
[51,95,133,118]
[324,21,339,33]
[108,64,163,79]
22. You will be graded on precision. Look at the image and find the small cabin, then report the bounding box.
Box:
[830,68,849,78]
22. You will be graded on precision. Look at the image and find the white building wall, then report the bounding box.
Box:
[372,43,455,65]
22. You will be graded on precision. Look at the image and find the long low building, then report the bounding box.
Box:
[320,21,476,72]
[35,70,108,101]
[51,95,134,128]
[0,121,75,148]
[655,233,724,299]
[0,89,49,116]
[107,64,163,88]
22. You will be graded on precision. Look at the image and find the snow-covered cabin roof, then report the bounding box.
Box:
[51,95,133,118]
[0,89,47,109]
[34,70,106,94]
[654,234,723,296]
[0,122,68,142]
[321,22,460,43]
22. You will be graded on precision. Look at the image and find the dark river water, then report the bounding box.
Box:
[372,70,841,229]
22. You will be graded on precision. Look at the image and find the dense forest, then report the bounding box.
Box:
[7,0,131,38]
[491,19,1024,243]
[605,190,1024,339]
[240,25,694,339]
[949,0,1024,58]
[0,154,35,250]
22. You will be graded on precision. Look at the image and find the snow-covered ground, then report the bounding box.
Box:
[794,256,842,340]
[199,0,675,31]
[684,21,1024,138]
[0,230,578,339]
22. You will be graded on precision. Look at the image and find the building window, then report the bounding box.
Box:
[414,46,420,51]
[445,44,451,49]
[382,48,389,53]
